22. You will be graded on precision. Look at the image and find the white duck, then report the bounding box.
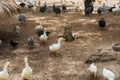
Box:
[21,57,32,80]
[39,28,48,45]
[0,61,11,80]
[49,37,65,55]
[88,63,97,77]
[35,23,44,33]
[103,68,115,80]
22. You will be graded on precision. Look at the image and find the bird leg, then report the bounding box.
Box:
[23,78,28,80]
[39,41,46,46]
[50,51,57,56]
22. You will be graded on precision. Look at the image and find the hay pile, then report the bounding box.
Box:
[0,0,19,18]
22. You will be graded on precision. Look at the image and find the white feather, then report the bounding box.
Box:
[39,29,48,43]
[21,57,32,79]
[35,24,44,32]
[14,26,20,34]
[0,62,10,80]
[49,38,64,53]
[103,68,115,80]
[88,63,97,74]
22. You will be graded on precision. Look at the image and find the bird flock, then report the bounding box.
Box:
[88,63,115,80]
[0,0,119,80]
[0,58,32,80]
[0,61,116,80]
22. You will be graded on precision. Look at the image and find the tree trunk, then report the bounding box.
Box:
[84,0,95,10]
[63,27,74,41]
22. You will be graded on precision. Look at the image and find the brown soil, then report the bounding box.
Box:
[0,1,120,80]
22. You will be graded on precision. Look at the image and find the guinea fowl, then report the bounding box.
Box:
[28,36,34,48]
[53,3,61,15]
[62,4,67,12]
[10,40,19,48]
[85,3,94,16]
[14,26,20,34]
[39,2,47,13]
[20,2,26,7]
[98,18,106,30]
[17,14,26,24]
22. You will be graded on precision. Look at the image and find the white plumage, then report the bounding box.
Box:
[39,28,48,44]
[49,37,65,54]
[35,24,44,32]
[88,63,97,76]
[112,4,120,12]
[0,61,11,80]
[103,68,115,80]
[21,57,32,80]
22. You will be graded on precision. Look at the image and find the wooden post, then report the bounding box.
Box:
[63,27,74,41]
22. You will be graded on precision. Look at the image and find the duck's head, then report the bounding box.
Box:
[24,57,28,63]
[58,37,65,42]
[5,61,11,67]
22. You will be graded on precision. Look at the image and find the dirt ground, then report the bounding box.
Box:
[0,1,120,80]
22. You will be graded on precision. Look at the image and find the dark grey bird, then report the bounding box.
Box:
[62,4,67,12]
[28,36,34,48]
[17,14,26,24]
[39,2,47,13]
[10,40,19,48]
[98,18,106,30]
[53,3,61,15]
[85,3,94,16]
